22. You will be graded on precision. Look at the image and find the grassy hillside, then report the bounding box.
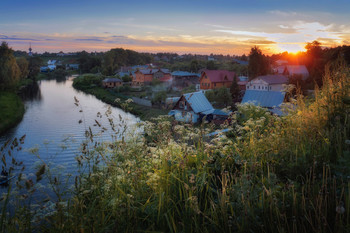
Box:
[0,92,24,135]
[1,64,350,232]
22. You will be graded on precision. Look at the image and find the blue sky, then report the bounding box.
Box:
[1,0,349,54]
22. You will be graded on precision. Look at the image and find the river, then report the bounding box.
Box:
[0,76,140,200]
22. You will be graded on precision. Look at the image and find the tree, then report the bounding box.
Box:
[305,40,324,86]
[248,46,269,80]
[16,57,29,80]
[28,56,43,80]
[206,60,216,70]
[230,76,241,105]
[205,87,232,107]
[121,74,132,82]
[152,91,167,105]
[190,60,199,72]
[0,42,20,89]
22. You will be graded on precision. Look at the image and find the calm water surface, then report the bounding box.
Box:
[0,76,139,199]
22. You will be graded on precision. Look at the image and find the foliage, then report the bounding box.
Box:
[0,91,24,134]
[1,62,350,233]
[248,46,269,80]
[205,86,232,107]
[77,51,102,73]
[0,42,21,90]
[72,74,104,89]
[152,91,167,104]
[102,48,152,75]
[121,74,132,82]
[28,56,43,80]
[181,85,197,94]
[16,57,29,80]
[206,60,217,70]
[230,76,241,105]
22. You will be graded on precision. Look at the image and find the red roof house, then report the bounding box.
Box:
[199,70,235,90]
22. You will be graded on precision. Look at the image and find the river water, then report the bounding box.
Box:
[0,76,140,200]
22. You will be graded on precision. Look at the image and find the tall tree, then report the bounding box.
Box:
[0,42,20,89]
[28,56,43,80]
[248,46,269,80]
[190,60,199,72]
[305,40,324,86]
[16,57,29,80]
[230,76,241,105]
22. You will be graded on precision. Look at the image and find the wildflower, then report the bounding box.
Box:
[336,202,345,214]
[189,174,195,184]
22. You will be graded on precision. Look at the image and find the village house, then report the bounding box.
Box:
[168,91,229,124]
[132,68,171,86]
[102,78,123,88]
[275,65,309,80]
[242,90,286,116]
[283,65,309,80]
[171,71,200,91]
[246,75,289,92]
[237,76,249,90]
[199,70,235,90]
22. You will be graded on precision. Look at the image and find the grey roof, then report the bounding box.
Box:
[102,78,122,83]
[117,72,130,77]
[183,91,213,113]
[285,65,309,76]
[138,68,170,75]
[255,75,289,85]
[242,90,285,108]
[233,59,249,65]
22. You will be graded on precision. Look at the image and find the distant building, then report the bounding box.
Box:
[275,60,288,66]
[242,90,286,116]
[66,64,79,70]
[132,68,171,86]
[168,91,229,124]
[28,44,33,57]
[232,59,249,66]
[199,70,235,90]
[102,78,123,88]
[171,71,200,91]
[246,75,289,92]
[208,56,216,61]
[283,65,309,80]
[237,76,249,90]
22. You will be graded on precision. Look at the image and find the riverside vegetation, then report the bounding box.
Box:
[72,74,168,121]
[0,63,350,232]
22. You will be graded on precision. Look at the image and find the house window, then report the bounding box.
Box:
[179,101,185,109]
[247,86,249,89]
[258,86,260,89]
[214,83,216,87]
[269,86,271,90]
[265,86,267,89]
[254,85,256,89]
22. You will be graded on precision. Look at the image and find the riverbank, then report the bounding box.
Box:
[0,91,25,135]
[72,79,168,121]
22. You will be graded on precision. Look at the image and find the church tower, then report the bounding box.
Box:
[29,43,33,56]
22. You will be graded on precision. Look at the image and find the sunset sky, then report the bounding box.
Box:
[1,0,349,55]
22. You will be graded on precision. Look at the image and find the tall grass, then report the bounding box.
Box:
[1,65,350,232]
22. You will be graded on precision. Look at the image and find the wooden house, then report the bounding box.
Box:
[246,75,289,92]
[168,91,229,124]
[102,78,123,88]
[132,68,172,86]
[199,70,235,90]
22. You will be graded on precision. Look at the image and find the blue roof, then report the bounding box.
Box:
[172,71,200,77]
[202,109,229,116]
[183,91,213,113]
[242,90,285,108]
[117,72,130,77]
[233,59,249,66]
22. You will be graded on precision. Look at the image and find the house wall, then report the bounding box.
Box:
[103,82,122,88]
[133,71,144,86]
[246,79,269,91]
[200,74,212,90]
[270,84,284,92]
[173,110,198,123]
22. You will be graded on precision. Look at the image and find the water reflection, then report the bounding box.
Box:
[0,76,140,201]
[18,81,42,102]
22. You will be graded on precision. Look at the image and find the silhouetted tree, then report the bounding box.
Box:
[230,76,241,106]
[248,46,269,80]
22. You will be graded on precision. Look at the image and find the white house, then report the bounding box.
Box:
[246,75,289,92]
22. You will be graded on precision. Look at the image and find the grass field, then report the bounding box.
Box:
[0,91,25,135]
